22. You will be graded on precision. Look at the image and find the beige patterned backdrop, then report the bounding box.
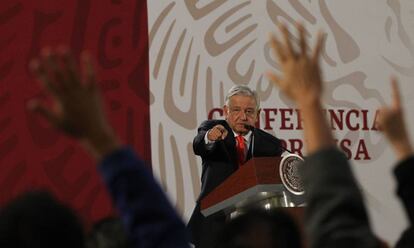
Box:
[148,0,414,244]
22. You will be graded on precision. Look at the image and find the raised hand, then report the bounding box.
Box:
[267,23,324,105]
[377,78,413,160]
[28,48,119,160]
[267,23,334,153]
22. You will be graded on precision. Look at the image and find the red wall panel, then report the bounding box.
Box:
[0,0,150,225]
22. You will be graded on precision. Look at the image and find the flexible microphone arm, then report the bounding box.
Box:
[243,124,255,159]
[243,124,293,154]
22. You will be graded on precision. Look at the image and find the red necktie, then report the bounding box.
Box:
[236,135,246,167]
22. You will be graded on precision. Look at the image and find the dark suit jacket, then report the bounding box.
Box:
[303,148,381,248]
[188,119,284,247]
[394,156,414,247]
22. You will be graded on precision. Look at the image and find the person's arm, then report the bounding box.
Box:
[267,23,380,248]
[303,147,380,248]
[193,121,214,156]
[193,121,228,157]
[29,48,189,248]
[394,157,414,225]
[393,156,414,248]
[99,147,189,247]
[376,79,414,247]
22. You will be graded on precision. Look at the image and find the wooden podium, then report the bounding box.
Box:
[200,156,304,225]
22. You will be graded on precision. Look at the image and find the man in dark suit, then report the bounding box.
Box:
[187,85,284,248]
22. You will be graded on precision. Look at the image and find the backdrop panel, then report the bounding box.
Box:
[148,0,414,244]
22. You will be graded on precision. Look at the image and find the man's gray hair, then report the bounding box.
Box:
[225,85,260,110]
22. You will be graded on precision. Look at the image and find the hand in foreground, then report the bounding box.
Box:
[267,23,334,153]
[28,48,119,160]
[207,125,228,141]
[267,22,324,105]
[377,78,413,160]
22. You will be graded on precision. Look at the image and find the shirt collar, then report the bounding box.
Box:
[232,130,252,144]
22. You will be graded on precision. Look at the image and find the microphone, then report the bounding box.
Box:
[244,124,255,159]
[244,124,293,154]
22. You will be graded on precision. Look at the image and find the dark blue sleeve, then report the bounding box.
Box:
[98,147,190,248]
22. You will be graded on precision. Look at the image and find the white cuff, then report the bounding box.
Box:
[204,131,216,149]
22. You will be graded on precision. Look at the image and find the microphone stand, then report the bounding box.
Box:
[244,124,293,154]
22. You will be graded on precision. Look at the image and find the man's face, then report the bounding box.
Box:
[223,95,259,135]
